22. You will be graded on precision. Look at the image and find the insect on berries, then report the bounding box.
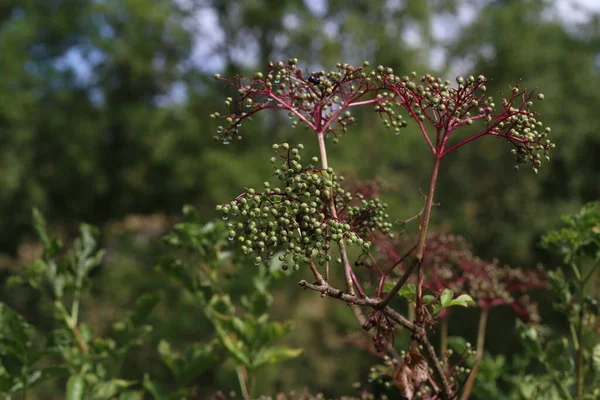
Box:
[307,73,321,85]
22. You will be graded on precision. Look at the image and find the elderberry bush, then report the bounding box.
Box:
[217,143,393,271]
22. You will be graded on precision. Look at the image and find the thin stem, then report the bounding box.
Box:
[576,302,584,400]
[416,155,441,261]
[440,317,448,356]
[298,280,416,331]
[414,330,452,398]
[415,154,442,323]
[71,270,84,326]
[55,300,89,354]
[236,366,251,400]
[307,259,325,285]
[543,359,574,400]
[460,308,489,400]
[316,130,355,296]
[576,279,585,400]
[570,262,582,282]
[582,260,599,285]
[379,154,441,309]
[379,257,419,308]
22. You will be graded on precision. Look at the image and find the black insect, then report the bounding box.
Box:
[307,74,320,85]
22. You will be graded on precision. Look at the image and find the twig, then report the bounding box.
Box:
[460,308,488,400]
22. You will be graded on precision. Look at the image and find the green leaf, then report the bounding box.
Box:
[90,379,136,400]
[158,339,221,385]
[593,343,600,374]
[7,366,69,392]
[423,294,435,304]
[545,338,570,371]
[142,374,162,400]
[118,391,144,400]
[157,340,178,374]
[74,224,104,277]
[32,208,62,258]
[142,373,194,400]
[131,292,161,327]
[251,345,303,370]
[445,294,476,308]
[217,328,252,367]
[175,342,222,386]
[240,291,272,316]
[440,289,454,307]
[258,321,295,347]
[516,322,543,356]
[0,303,35,355]
[447,336,469,354]
[24,366,69,390]
[66,374,86,400]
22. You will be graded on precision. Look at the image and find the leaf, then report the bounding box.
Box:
[90,379,136,400]
[74,224,104,277]
[66,374,86,400]
[27,366,69,388]
[157,340,178,374]
[142,373,194,400]
[240,291,272,316]
[131,292,161,327]
[0,303,36,355]
[142,374,162,400]
[251,345,303,370]
[382,282,417,302]
[258,321,295,347]
[593,343,600,374]
[217,328,252,367]
[440,289,454,307]
[32,208,62,258]
[118,391,144,400]
[447,336,469,354]
[516,322,543,356]
[422,294,435,304]
[444,294,476,308]
[175,342,222,386]
[7,366,69,392]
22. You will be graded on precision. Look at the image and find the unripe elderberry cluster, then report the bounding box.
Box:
[216,143,393,271]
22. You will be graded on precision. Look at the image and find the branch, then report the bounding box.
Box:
[298,280,415,332]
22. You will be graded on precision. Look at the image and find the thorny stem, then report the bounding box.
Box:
[460,308,489,400]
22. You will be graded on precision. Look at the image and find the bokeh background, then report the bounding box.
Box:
[1,0,599,397]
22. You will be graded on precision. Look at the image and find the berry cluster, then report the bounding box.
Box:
[210,59,408,143]
[379,232,546,320]
[362,310,396,353]
[217,144,393,271]
[380,72,554,170]
[212,59,554,173]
